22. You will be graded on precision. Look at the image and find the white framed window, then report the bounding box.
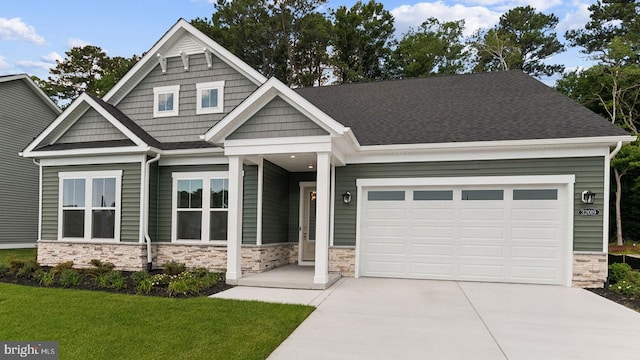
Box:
[172,172,229,243]
[153,85,180,117]
[196,81,225,114]
[58,170,122,242]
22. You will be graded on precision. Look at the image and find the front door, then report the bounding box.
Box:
[299,183,317,264]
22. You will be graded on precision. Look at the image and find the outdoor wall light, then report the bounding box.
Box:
[581,190,596,204]
[342,191,352,204]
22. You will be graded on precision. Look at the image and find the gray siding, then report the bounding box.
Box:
[0,79,58,246]
[156,164,230,242]
[148,161,159,242]
[242,165,258,245]
[57,108,126,143]
[334,157,606,251]
[288,172,316,243]
[228,96,328,140]
[41,163,142,243]
[261,161,289,244]
[116,53,258,143]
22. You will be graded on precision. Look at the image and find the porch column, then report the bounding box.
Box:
[226,155,244,283]
[314,152,331,284]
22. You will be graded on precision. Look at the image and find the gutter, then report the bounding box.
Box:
[609,141,623,160]
[144,152,161,271]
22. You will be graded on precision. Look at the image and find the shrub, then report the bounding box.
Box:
[59,269,81,288]
[87,259,115,276]
[136,278,154,295]
[151,273,171,286]
[130,270,151,284]
[609,263,633,284]
[37,271,56,287]
[97,271,126,291]
[163,261,186,275]
[51,261,74,276]
[610,279,640,296]
[12,259,39,279]
[0,264,9,277]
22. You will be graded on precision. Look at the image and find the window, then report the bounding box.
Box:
[367,191,405,201]
[59,171,122,241]
[413,190,453,201]
[153,85,180,117]
[196,81,225,114]
[172,172,228,242]
[513,189,558,200]
[461,190,504,201]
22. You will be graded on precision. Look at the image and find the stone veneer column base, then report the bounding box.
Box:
[572,252,607,288]
[329,247,355,276]
[241,243,296,273]
[37,241,146,271]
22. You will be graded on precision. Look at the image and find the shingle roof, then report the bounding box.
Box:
[295,70,629,146]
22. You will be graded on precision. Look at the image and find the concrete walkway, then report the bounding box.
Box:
[213,278,640,359]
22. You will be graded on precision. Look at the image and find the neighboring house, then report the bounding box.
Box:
[21,19,634,289]
[1,74,60,249]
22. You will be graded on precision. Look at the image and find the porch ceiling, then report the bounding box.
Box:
[263,153,317,172]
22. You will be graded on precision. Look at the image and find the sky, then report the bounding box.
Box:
[0,0,598,86]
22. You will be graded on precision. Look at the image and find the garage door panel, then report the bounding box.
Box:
[360,183,566,286]
[460,208,504,220]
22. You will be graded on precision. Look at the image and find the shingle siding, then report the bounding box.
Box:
[116,53,258,143]
[227,96,328,140]
[0,79,58,246]
[41,163,142,242]
[334,157,606,251]
[57,108,127,143]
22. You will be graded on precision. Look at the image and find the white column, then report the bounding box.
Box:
[226,155,244,283]
[314,152,331,284]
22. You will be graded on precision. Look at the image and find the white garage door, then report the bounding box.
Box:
[359,184,568,285]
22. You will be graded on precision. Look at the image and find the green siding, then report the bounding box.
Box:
[41,163,142,242]
[334,157,605,251]
[157,164,229,242]
[261,161,289,244]
[288,172,316,243]
[242,165,258,245]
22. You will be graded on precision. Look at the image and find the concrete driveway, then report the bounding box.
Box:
[261,278,640,360]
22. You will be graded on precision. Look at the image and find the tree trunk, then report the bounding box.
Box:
[615,167,624,245]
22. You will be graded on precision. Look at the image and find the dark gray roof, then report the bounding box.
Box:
[295,70,629,145]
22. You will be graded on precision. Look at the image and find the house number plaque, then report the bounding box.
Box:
[578,209,600,216]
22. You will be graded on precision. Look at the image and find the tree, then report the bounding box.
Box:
[469,6,565,76]
[37,45,139,105]
[331,0,395,83]
[611,143,640,245]
[392,18,468,78]
[565,0,640,59]
[192,0,331,87]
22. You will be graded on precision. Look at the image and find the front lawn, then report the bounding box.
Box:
[0,248,36,264]
[0,283,314,359]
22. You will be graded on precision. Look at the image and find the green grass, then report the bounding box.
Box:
[0,283,314,359]
[0,248,36,265]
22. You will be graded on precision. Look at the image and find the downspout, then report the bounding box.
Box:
[609,141,623,160]
[144,153,161,272]
[33,159,42,242]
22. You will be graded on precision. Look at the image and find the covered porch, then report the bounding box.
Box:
[237,264,341,290]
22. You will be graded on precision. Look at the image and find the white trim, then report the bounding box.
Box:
[603,155,611,252]
[25,146,147,159]
[224,136,333,156]
[153,85,180,118]
[226,156,244,282]
[298,181,316,266]
[354,174,576,286]
[159,155,228,166]
[58,170,123,242]
[103,19,266,105]
[203,77,346,143]
[171,171,229,243]
[37,160,42,241]
[196,81,225,114]
[139,159,146,243]
[40,154,146,166]
[329,163,335,247]
[256,157,264,246]
[314,152,331,284]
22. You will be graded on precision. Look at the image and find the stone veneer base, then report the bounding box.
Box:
[572,252,607,288]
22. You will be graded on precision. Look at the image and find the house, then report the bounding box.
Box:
[21,19,634,288]
[1,74,60,249]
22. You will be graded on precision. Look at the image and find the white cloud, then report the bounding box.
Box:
[66,38,92,48]
[16,52,62,73]
[391,2,502,36]
[557,0,591,33]
[0,55,13,74]
[459,0,562,12]
[0,17,46,45]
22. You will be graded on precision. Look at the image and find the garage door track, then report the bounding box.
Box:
[267,278,640,360]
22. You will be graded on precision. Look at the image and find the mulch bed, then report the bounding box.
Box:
[587,288,640,312]
[0,269,233,298]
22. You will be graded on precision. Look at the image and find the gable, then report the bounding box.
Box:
[56,108,128,143]
[227,96,328,140]
[115,52,259,143]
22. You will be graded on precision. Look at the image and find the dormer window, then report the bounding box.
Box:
[196,81,225,114]
[153,85,180,117]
